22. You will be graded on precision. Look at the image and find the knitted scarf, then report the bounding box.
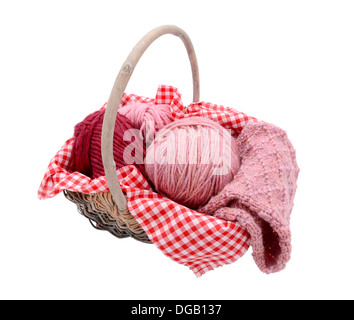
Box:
[200,121,300,273]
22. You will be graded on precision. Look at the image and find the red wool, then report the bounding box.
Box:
[70,109,146,179]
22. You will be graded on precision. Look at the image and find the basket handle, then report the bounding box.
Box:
[101,25,200,212]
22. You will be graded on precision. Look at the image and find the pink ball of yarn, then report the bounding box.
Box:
[145,117,240,209]
[119,101,173,143]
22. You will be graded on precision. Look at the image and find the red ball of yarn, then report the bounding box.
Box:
[70,109,146,179]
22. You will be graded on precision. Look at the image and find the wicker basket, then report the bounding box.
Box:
[64,25,200,243]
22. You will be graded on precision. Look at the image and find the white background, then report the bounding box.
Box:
[0,0,353,300]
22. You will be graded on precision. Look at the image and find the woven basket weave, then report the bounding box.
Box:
[64,25,200,243]
[63,190,152,243]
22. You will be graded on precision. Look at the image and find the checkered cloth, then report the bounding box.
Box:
[38,85,256,277]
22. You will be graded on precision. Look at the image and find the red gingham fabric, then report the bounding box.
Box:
[156,85,256,136]
[38,85,256,276]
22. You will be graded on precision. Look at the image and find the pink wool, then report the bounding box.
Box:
[118,101,173,143]
[145,117,240,209]
[200,121,300,273]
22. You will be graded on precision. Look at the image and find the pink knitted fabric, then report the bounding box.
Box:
[200,121,300,273]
